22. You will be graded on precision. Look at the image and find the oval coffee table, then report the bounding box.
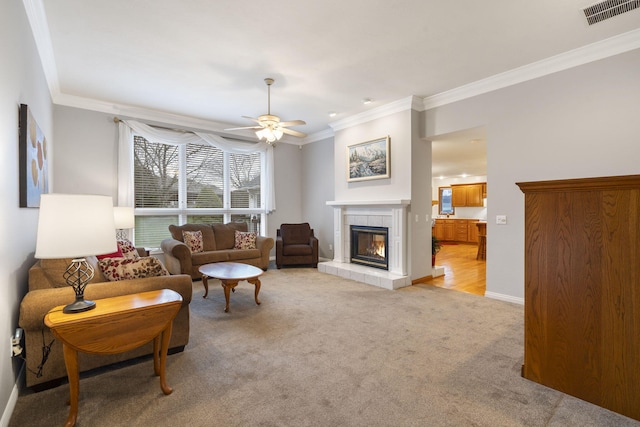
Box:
[199,262,264,312]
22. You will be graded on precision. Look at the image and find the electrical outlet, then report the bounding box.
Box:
[11,328,23,357]
[496,215,507,225]
[329,244,333,251]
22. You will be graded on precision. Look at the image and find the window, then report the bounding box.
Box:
[439,187,454,216]
[133,136,263,247]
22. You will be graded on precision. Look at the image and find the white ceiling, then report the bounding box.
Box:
[32,0,640,177]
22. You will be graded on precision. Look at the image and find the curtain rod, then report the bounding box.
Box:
[113,117,189,133]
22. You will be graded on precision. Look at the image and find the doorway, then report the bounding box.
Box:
[429,126,487,295]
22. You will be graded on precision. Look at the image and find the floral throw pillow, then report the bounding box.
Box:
[234,231,257,250]
[183,230,204,253]
[98,257,169,282]
[117,239,140,260]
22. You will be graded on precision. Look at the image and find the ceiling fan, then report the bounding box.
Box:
[225,78,307,144]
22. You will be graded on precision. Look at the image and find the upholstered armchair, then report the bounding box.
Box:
[276,223,318,269]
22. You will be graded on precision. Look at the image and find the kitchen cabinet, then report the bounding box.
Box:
[454,221,468,241]
[433,221,444,240]
[467,220,479,243]
[434,219,479,243]
[451,183,485,207]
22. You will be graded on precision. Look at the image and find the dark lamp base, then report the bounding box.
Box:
[63,299,96,314]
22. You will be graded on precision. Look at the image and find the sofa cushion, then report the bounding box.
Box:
[226,249,261,261]
[191,251,230,265]
[169,224,216,251]
[98,257,169,281]
[283,244,313,256]
[234,231,257,249]
[183,230,204,253]
[117,239,140,260]
[36,257,106,288]
[280,223,312,245]
[212,222,247,250]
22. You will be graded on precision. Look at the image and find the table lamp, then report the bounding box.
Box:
[35,194,117,313]
[113,206,135,240]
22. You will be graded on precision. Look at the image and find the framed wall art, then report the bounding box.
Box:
[19,104,49,207]
[347,136,390,182]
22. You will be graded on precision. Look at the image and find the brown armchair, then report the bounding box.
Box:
[276,223,319,269]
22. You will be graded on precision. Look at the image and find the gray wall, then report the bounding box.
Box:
[51,106,307,253]
[423,48,640,302]
[0,1,54,422]
[301,137,335,259]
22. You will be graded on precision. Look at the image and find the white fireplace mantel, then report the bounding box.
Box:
[319,199,411,290]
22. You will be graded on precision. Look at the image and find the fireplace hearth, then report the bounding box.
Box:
[350,225,389,270]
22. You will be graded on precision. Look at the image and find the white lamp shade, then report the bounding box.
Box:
[35,194,117,259]
[113,206,135,229]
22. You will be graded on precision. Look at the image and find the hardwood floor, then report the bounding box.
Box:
[419,243,486,296]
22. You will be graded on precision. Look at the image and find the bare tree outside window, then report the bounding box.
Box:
[132,136,263,247]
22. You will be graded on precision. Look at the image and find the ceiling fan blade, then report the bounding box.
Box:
[281,128,307,138]
[241,116,261,124]
[279,120,306,127]
[224,126,263,131]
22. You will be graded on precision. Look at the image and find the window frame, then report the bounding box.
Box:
[133,137,266,246]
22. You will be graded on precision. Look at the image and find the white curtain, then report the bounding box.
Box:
[117,120,276,213]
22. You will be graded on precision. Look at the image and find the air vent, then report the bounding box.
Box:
[583,0,640,25]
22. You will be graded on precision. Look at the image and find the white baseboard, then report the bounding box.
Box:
[485,291,524,305]
[1,363,25,427]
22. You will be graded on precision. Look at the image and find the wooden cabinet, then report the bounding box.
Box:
[443,220,455,241]
[451,183,485,207]
[433,221,445,240]
[454,220,468,241]
[467,220,479,243]
[451,186,467,206]
[434,219,480,243]
[517,175,640,422]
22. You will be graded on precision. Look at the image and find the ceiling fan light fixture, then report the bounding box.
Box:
[226,77,307,143]
[255,127,282,144]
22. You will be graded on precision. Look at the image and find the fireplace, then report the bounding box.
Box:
[350,225,389,270]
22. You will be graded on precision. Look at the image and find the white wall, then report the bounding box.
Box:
[332,109,433,280]
[410,110,432,281]
[0,1,54,423]
[333,110,412,202]
[423,48,640,302]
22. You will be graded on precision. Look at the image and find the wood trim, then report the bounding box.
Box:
[412,275,433,285]
[517,174,640,193]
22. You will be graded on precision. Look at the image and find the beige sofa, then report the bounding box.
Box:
[161,222,274,279]
[19,256,193,390]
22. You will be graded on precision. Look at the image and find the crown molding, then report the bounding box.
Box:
[56,92,261,139]
[303,128,334,144]
[329,95,422,132]
[23,0,60,97]
[423,28,640,110]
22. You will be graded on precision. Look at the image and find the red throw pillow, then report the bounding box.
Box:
[96,247,124,260]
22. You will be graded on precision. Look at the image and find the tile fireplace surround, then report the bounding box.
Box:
[318,200,411,290]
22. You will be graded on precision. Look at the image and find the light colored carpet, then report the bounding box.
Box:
[10,268,640,426]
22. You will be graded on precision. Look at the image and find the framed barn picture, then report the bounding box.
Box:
[347,136,390,182]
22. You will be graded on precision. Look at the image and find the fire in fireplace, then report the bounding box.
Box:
[350,225,389,270]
